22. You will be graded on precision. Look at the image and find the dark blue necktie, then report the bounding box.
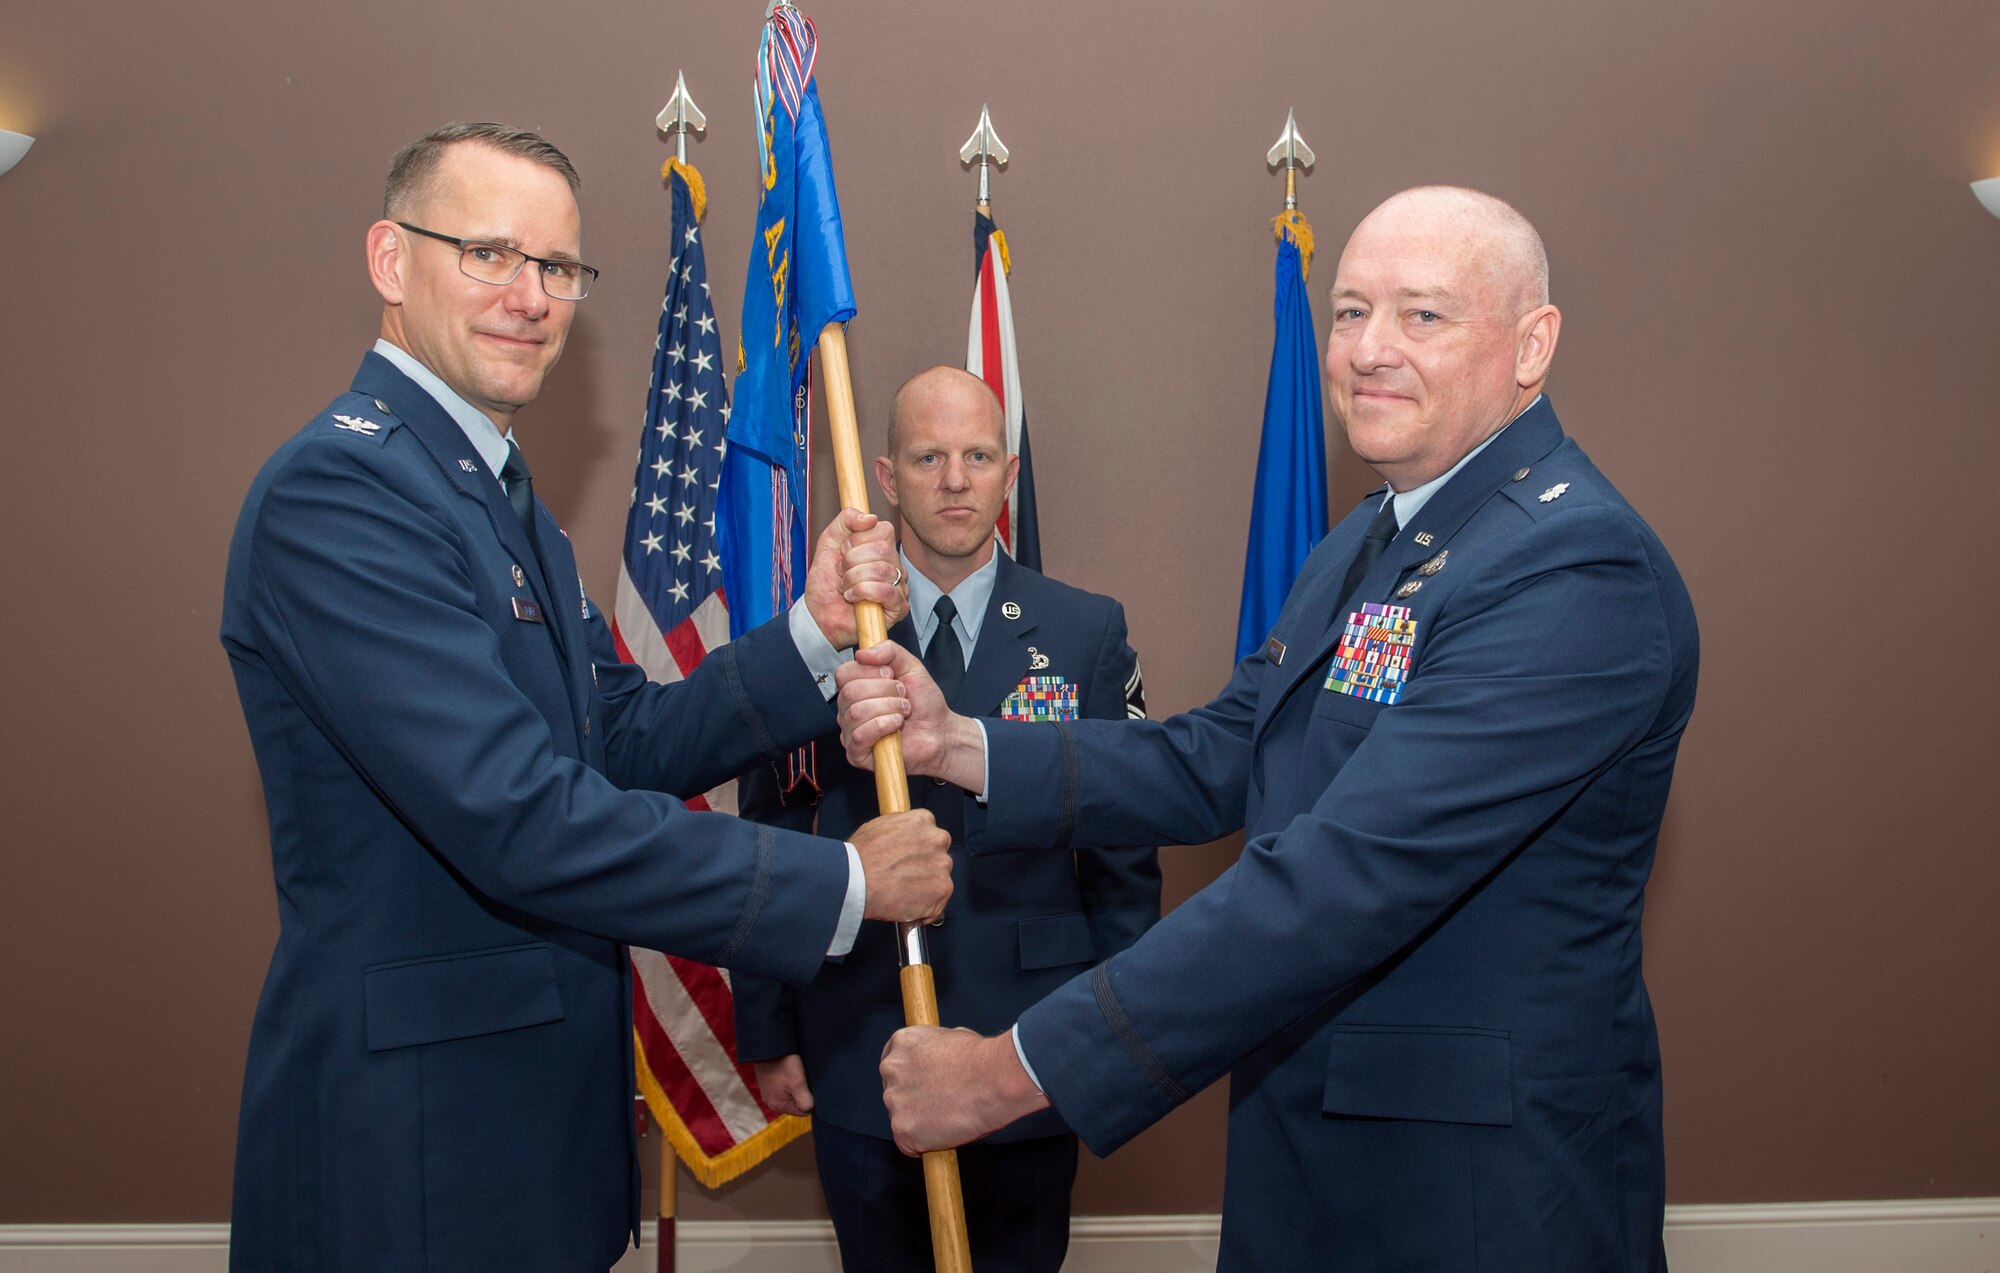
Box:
[1334,497,1400,618]
[499,440,550,574]
[923,595,966,705]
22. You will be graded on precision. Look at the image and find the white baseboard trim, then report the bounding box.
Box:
[2,1199,1993,1272]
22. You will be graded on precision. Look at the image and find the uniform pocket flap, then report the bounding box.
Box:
[1322,1026,1513,1126]
[1017,912,1096,971]
[364,942,564,1052]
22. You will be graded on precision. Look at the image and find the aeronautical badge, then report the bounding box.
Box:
[1395,579,1423,599]
[1027,646,1051,671]
[1418,550,1449,577]
[1538,482,1570,503]
[331,414,381,435]
[1325,603,1417,705]
[1000,675,1080,722]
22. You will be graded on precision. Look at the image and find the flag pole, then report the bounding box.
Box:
[1267,107,1315,213]
[814,320,974,1273]
[648,75,709,1273]
[959,104,1008,213]
[657,1137,678,1273]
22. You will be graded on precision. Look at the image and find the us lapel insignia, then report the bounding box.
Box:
[1418,550,1449,577]
[373,399,391,412]
[459,458,479,473]
[1538,482,1570,503]
[331,414,381,435]
[1396,579,1424,599]
[511,564,526,589]
[1413,531,1435,547]
[1001,601,1022,620]
[1027,645,1051,671]
[1265,636,1286,666]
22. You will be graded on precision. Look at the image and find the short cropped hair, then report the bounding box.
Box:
[383,122,580,219]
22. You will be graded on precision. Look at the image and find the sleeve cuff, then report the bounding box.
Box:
[1010,1022,1046,1094]
[975,718,990,805]
[788,595,853,701]
[828,841,865,957]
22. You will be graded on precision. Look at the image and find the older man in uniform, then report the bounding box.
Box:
[840,187,1699,1272]
[220,123,950,1273]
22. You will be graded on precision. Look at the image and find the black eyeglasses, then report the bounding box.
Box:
[396,222,599,300]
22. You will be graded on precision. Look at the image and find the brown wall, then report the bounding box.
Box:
[5,0,1998,1226]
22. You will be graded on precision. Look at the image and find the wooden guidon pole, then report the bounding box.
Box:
[815,322,974,1273]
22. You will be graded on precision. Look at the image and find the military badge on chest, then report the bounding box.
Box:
[1001,673,1080,722]
[1325,602,1418,705]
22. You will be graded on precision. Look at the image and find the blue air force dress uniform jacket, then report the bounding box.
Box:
[733,552,1160,1143]
[220,353,851,1273]
[967,399,1698,1272]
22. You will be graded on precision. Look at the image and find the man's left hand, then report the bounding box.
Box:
[804,509,907,649]
[879,1026,1051,1156]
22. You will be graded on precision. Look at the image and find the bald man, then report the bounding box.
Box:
[839,189,1699,1271]
[733,367,1157,1273]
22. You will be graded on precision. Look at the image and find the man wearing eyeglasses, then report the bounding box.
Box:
[220,122,953,1273]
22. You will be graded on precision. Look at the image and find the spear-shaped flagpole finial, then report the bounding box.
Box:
[1266,108,1315,211]
[959,104,1010,209]
[765,0,794,18]
[657,71,707,165]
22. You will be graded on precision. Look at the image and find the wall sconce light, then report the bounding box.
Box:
[1974,177,2000,221]
[0,130,33,176]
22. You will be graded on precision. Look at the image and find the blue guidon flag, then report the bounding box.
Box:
[719,2,856,640]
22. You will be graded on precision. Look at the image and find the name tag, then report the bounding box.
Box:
[512,597,545,624]
[1266,636,1286,666]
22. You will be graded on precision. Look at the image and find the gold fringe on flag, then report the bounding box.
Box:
[662,157,708,222]
[990,228,1012,276]
[1272,208,1314,279]
[633,1027,812,1189]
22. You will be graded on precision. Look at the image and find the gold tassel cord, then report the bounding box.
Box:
[661,157,708,223]
[1272,208,1314,280]
[991,227,1012,276]
[633,1029,812,1189]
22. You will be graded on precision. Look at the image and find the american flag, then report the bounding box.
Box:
[612,159,808,1188]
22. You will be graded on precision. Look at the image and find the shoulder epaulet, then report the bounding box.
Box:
[314,393,404,445]
[1498,459,1602,519]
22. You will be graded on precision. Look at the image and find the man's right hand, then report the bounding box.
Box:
[850,808,953,922]
[753,1054,815,1118]
[836,641,988,794]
